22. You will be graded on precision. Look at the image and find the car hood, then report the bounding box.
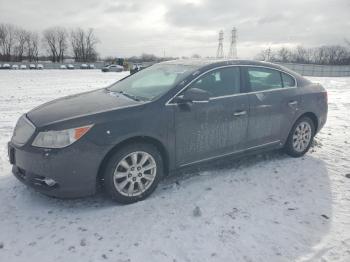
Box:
[27,89,141,127]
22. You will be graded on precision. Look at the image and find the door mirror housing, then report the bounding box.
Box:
[174,88,210,104]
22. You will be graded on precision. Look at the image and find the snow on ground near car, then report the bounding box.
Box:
[0,70,349,262]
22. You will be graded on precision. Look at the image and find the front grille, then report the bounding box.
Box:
[11,115,36,146]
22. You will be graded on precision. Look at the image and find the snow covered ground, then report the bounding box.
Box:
[0,70,349,262]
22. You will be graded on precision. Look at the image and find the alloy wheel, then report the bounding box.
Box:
[113,151,157,197]
[292,121,312,152]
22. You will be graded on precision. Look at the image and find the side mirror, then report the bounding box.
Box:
[174,88,210,104]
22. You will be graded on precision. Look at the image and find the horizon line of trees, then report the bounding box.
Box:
[0,23,99,63]
[3,22,350,65]
[256,43,350,65]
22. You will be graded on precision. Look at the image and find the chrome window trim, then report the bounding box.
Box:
[165,64,298,106]
[179,140,281,167]
[209,86,297,100]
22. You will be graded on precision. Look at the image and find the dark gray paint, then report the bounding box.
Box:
[8,59,328,198]
[174,95,249,165]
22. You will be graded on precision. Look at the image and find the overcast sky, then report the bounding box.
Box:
[1,0,349,58]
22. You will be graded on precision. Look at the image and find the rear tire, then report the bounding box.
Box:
[103,143,163,204]
[285,116,315,158]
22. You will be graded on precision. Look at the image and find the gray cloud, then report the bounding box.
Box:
[257,14,288,25]
[0,0,349,58]
[166,0,350,47]
[104,2,140,13]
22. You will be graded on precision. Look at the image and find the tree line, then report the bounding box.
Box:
[256,43,350,65]
[0,23,99,62]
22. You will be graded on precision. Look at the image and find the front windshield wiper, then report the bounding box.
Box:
[117,91,140,101]
[117,91,149,102]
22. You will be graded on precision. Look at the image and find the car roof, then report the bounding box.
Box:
[161,58,284,69]
[160,58,305,81]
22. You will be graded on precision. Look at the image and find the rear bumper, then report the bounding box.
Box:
[8,141,105,198]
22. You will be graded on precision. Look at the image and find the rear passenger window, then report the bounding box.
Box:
[190,67,241,97]
[247,67,282,92]
[282,73,295,87]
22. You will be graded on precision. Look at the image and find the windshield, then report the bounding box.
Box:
[107,64,198,101]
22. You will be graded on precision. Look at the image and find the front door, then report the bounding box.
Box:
[171,66,249,166]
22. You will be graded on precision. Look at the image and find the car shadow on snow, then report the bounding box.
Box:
[164,149,289,185]
[158,150,332,260]
[0,146,332,261]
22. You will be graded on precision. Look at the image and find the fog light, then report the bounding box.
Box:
[44,178,57,187]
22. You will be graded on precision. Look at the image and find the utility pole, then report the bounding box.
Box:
[216,30,224,58]
[228,27,237,59]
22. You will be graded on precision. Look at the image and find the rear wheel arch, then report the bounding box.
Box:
[285,114,316,157]
[96,136,169,186]
[283,112,319,146]
[297,112,319,133]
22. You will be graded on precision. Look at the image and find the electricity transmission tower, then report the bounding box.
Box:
[216,30,224,58]
[228,27,237,59]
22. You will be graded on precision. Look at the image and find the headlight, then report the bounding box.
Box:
[12,115,36,146]
[32,125,93,148]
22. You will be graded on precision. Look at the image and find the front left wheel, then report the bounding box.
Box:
[103,143,163,204]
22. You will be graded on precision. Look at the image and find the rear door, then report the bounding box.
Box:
[171,66,250,166]
[243,66,299,147]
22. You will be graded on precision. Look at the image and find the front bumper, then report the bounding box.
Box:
[8,141,105,198]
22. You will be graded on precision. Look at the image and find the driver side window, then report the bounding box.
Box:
[189,67,241,97]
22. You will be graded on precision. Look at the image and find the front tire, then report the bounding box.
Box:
[103,143,163,204]
[285,116,315,157]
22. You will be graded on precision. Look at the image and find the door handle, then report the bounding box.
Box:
[288,101,298,106]
[233,110,247,117]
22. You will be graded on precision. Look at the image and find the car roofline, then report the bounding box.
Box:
[159,59,305,81]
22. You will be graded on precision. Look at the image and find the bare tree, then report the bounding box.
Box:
[43,28,58,62]
[255,47,273,61]
[140,53,157,62]
[0,25,4,59]
[57,28,68,62]
[256,45,350,65]
[26,31,39,62]
[326,45,348,65]
[0,23,16,61]
[85,28,98,62]
[13,28,29,61]
[292,46,312,63]
[71,28,84,62]
[42,27,67,62]
[311,46,346,65]
[275,47,292,62]
[1,23,101,62]
[70,28,98,62]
